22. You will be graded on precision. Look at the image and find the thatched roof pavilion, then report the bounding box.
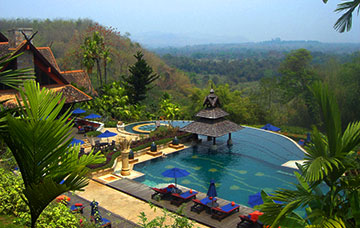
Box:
[181,89,242,147]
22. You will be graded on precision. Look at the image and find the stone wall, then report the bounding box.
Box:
[7,28,33,48]
[17,50,34,74]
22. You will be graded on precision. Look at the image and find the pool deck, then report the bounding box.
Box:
[106,178,253,228]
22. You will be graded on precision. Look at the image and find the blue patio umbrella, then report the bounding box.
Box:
[85,113,101,119]
[161,168,190,187]
[97,130,117,138]
[70,138,85,146]
[72,108,86,114]
[248,192,282,207]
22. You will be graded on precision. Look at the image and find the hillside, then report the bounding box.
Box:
[0,18,193,102]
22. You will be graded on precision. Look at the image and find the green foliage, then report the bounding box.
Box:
[85,131,102,137]
[138,202,194,228]
[278,49,320,126]
[132,138,173,152]
[89,150,121,173]
[149,126,179,138]
[185,82,262,124]
[104,120,118,127]
[83,81,147,121]
[123,51,160,104]
[278,49,315,102]
[0,148,17,170]
[0,168,79,227]
[1,80,105,227]
[81,31,111,87]
[259,82,360,228]
[159,94,181,121]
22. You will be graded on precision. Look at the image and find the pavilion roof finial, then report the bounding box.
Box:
[203,89,220,108]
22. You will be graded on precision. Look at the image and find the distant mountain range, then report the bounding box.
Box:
[149,38,360,56]
[132,31,249,48]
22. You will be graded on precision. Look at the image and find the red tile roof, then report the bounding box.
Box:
[37,47,61,72]
[0,84,92,108]
[61,70,96,95]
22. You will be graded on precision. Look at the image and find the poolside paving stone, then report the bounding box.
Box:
[76,180,209,228]
[107,178,254,228]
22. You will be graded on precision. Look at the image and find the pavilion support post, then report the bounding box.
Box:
[210,137,217,151]
[227,133,233,146]
[207,136,212,141]
[193,134,199,141]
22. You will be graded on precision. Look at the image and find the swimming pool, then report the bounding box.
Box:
[133,126,305,207]
[124,120,192,134]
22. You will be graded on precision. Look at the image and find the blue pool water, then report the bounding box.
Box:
[124,120,192,134]
[133,125,305,207]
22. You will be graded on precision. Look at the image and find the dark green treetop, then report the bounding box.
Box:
[123,51,159,104]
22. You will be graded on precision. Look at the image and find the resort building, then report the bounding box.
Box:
[0,28,94,108]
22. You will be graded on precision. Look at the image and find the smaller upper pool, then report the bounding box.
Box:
[124,120,193,134]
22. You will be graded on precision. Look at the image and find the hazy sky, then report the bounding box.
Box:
[1,0,359,43]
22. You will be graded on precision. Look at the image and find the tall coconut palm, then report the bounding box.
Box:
[1,80,105,228]
[323,0,360,32]
[259,81,360,227]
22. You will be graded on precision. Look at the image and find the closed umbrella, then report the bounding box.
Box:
[85,113,101,119]
[72,108,86,114]
[161,168,190,188]
[207,180,217,206]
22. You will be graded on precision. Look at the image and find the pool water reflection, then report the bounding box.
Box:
[133,126,304,207]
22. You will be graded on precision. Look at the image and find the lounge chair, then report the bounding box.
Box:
[70,203,84,214]
[99,218,111,228]
[171,190,198,206]
[211,202,240,221]
[191,197,217,214]
[151,184,177,199]
[237,214,264,228]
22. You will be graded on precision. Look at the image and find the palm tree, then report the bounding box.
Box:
[259,81,360,227]
[1,80,105,228]
[323,0,360,32]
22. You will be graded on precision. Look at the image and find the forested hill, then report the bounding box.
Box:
[0,18,192,100]
[153,40,360,89]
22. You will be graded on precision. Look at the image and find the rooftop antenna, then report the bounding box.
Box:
[21,30,38,43]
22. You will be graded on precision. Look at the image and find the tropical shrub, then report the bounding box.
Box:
[138,203,194,228]
[259,82,360,228]
[0,168,79,227]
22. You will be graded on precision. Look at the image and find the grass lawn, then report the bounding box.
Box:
[0,215,26,228]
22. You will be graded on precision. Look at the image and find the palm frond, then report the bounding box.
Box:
[310,82,342,157]
[334,0,360,32]
[341,121,360,153]
[2,80,105,227]
[0,53,34,88]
